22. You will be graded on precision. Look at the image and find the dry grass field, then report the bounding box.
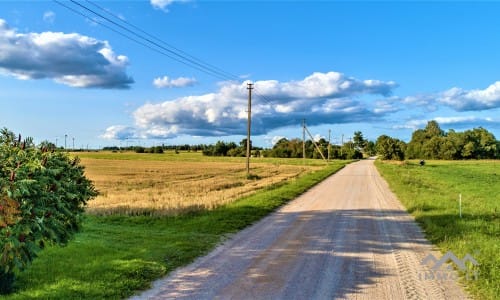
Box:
[79,152,323,216]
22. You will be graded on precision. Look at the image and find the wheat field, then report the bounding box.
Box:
[80,153,321,216]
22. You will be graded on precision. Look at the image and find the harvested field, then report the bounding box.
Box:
[80,154,321,216]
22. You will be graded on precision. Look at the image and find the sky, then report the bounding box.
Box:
[1,0,500,149]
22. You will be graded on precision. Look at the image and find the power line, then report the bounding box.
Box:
[55,1,281,110]
[54,0,236,81]
[84,0,240,81]
[53,0,207,74]
[70,0,235,80]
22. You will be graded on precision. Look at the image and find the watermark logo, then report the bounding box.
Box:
[419,250,479,281]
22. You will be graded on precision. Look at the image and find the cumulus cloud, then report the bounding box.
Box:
[373,99,400,114]
[396,82,500,112]
[0,19,133,89]
[150,0,189,12]
[43,11,55,24]
[153,76,197,88]
[102,71,398,140]
[248,72,397,101]
[271,135,285,146]
[438,82,500,111]
[100,125,139,140]
[394,116,497,130]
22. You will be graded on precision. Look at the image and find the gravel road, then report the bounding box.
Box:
[131,159,469,299]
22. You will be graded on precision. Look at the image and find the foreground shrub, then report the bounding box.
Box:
[0,128,97,294]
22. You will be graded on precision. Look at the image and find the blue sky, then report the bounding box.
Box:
[1,1,500,149]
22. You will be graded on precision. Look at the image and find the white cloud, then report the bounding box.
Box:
[0,19,133,89]
[150,0,189,12]
[438,82,500,111]
[153,76,197,88]
[373,100,400,114]
[397,82,500,112]
[101,125,139,140]
[394,116,497,130]
[102,71,398,140]
[43,11,55,24]
[271,135,285,146]
[252,72,397,100]
[313,134,323,142]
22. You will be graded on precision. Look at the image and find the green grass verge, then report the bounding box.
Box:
[375,160,499,300]
[5,161,349,299]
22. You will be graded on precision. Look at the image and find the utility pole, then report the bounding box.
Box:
[341,134,344,158]
[64,134,67,151]
[302,119,306,161]
[246,82,253,175]
[304,125,327,162]
[328,129,331,162]
[72,137,75,151]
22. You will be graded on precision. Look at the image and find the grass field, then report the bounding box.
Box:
[4,153,349,299]
[78,151,325,216]
[375,160,499,300]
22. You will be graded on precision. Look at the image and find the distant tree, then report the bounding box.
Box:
[38,140,57,151]
[363,140,377,156]
[425,120,444,137]
[214,141,230,156]
[228,147,245,157]
[406,121,445,159]
[422,136,443,159]
[406,121,499,160]
[376,135,405,160]
[353,131,367,150]
[239,138,252,150]
[135,146,145,153]
[152,146,164,154]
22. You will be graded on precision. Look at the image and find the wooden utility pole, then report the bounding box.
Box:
[341,133,344,157]
[304,126,327,162]
[328,129,331,162]
[302,119,306,161]
[246,83,253,175]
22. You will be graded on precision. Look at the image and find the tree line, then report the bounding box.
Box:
[101,121,498,161]
[375,121,499,160]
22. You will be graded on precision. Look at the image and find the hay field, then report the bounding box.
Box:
[80,153,322,216]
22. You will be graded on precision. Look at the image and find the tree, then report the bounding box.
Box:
[353,131,367,150]
[422,136,443,159]
[135,146,145,153]
[363,140,376,156]
[425,120,444,137]
[376,135,405,160]
[406,121,444,159]
[406,129,426,159]
[0,129,97,293]
[405,121,499,160]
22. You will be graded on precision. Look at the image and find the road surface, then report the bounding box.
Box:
[132,159,469,299]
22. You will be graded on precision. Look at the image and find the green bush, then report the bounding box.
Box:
[0,128,97,294]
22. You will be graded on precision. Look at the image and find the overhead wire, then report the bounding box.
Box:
[84,0,241,82]
[54,0,234,81]
[54,0,276,107]
[73,0,237,81]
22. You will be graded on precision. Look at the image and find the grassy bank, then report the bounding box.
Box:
[5,161,348,299]
[375,160,499,300]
